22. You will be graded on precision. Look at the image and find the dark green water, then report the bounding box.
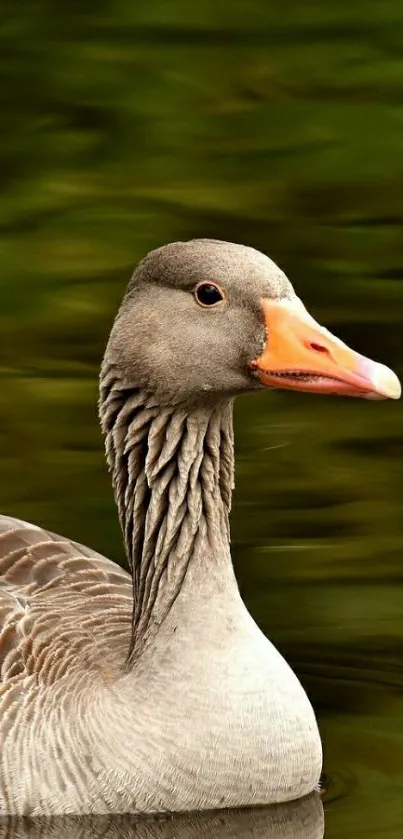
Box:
[1,2,403,835]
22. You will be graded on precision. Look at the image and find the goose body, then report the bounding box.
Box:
[0,240,400,815]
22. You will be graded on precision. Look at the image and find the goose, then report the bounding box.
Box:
[0,239,400,816]
[0,791,324,839]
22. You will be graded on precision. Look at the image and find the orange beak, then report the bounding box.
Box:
[250,299,401,400]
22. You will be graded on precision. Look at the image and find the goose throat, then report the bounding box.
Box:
[99,364,235,661]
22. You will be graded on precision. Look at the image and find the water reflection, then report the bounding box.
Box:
[0,794,324,839]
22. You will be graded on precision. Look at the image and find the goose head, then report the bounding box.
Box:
[106,238,401,406]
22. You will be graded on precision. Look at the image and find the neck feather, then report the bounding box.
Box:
[99,364,235,661]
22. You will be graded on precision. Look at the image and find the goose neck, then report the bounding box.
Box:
[99,373,235,661]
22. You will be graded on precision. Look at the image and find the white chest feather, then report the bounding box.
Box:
[92,600,322,814]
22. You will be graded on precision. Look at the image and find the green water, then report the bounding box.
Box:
[1,1,403,835]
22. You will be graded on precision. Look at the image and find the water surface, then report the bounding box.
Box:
[1,2,403,836]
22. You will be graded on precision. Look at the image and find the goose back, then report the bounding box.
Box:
[0,515,132,687]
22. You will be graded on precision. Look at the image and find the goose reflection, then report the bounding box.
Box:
[0,793,323,839]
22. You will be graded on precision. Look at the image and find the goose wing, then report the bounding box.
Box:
[0,515,132,688]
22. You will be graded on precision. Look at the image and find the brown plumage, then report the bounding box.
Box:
[0,240,399,816]
[0,516,132,685]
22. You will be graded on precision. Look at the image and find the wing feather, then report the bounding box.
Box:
[0,516,132,688]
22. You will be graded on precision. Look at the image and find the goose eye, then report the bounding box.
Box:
[194,282,225,307]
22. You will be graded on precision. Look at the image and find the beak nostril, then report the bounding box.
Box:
[309,341,329,354]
